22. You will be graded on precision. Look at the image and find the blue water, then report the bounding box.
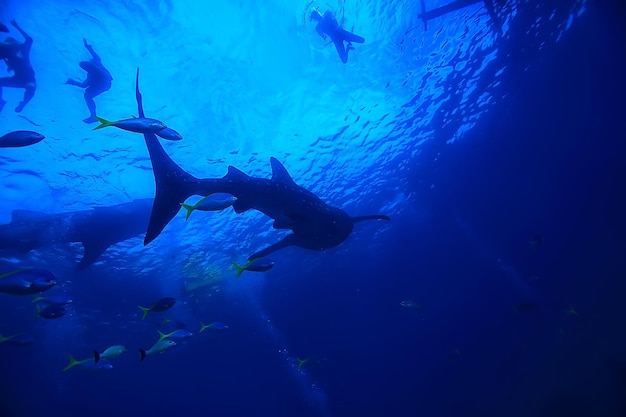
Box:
[1,0,625,416]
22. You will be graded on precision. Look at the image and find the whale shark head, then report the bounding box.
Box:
[290,205,354,251]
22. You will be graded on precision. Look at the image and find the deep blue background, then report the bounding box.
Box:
[1,0,625,416]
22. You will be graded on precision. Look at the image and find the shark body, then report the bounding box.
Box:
[0,199,152,269]
[134,69,389,259]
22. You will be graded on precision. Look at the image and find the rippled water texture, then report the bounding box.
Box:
[0,0,586,275]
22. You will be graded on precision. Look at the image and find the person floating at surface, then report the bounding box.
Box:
[0,20,36,113]
[310,9,364,64]
[65,38,113,123]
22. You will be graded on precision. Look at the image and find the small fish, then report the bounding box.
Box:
[32,294,73,306]
[232,258,275,279]
[529,234,543,250]
[180,194,236,221]
[63,355,92,371]
[37,305,66,319]
[82,360,113,372]
[514,301,538,312]
[296,357,309,369]
[448,347,461,361]
[94,345,128,363]
[295,355,326,369]
[0,268,57,295]
[400,300,422,311]
[0,333,19,344]
[0,131,45,148]
[5,333,35,347]
[137,297,176,320]
[155,127,183,141]
[157,329,193,343]
[199,321,229,333]
[93,116,166,134]
[139,339,176,361]
[63,354,112,372]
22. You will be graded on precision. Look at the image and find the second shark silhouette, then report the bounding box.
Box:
[0,199,152,269]
[134,69,389,260]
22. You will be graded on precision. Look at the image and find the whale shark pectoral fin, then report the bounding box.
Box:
[78,240,111,269]
[248,234,296,261]
[269,157,297,186]
[351,214,390,223]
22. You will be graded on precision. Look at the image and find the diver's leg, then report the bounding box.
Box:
[340,29,365,44]
[0,77,9,112]
[83,87,98,123]
[15,81,35,113]
[332,39,348,64]
[66,78,87,87]
[82,84,108,123]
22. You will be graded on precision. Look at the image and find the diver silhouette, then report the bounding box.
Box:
[65,38,112,123]
[310,10,364,63]
[0,20,36,113]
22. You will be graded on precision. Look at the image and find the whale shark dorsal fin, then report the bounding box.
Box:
[270,157,296,185]
[225,166,250,181]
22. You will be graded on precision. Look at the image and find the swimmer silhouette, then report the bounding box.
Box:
[310,10,364,63]
[66,39,112,123]
[0,20,36,113]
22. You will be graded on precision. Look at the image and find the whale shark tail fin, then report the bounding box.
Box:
[134,68,202,245]
[142,133,200,245]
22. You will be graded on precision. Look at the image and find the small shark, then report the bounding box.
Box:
[134,69,389,259]
[0,199,152,269]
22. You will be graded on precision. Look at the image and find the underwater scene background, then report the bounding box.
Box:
[1,0,625,416]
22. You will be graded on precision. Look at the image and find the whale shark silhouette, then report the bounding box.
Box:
[0,199,152,269]
[134,69,389,260]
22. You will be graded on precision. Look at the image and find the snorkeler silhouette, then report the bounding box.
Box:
[310,10,364,63]
[0,20,36,113]
[65,39,113,123]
